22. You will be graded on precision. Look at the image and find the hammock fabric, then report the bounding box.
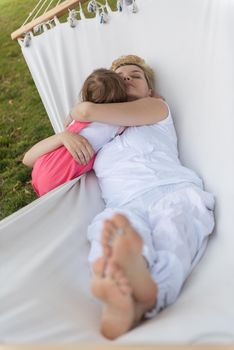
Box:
[1,0,234,343]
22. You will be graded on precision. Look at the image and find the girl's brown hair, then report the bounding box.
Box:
[80,68,128,103]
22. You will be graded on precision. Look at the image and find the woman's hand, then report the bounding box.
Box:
[70,102,93,122]
[59,131,95,165]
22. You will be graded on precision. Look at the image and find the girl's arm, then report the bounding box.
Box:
[70,97,168,126]
[22,131,95,168]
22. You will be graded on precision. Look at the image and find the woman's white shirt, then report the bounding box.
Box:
[94,107,203,207]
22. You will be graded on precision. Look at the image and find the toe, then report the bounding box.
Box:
[105,261,118,277]
[112,213,131,227]
[92,257,106,276]
[103,219,118,233]
[102,220,118,244]
[119,284,132,295]
[112,267,132,295]
[101,230,113,258]
[101,229,110,246]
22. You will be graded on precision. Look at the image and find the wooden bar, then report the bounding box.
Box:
[11,0,87,40]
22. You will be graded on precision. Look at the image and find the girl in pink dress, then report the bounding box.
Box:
[23,69,127,196]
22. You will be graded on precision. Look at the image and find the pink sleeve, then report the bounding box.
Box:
[66,120,91,133]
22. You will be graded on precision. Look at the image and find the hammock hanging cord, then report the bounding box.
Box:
[22,0,65,27]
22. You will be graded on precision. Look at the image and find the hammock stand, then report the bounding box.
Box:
[2,0,234,348]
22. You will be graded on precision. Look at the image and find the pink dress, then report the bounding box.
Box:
[32,121,95,196]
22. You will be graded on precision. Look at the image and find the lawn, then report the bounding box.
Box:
[0,0,116,220]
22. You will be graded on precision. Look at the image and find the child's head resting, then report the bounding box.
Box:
[80,68,128,103]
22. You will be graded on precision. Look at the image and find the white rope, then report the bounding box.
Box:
[43,0,55,14]
[22,0,65,26]
[56,0,63,6]
[79,2,86,20]
[105,0,113,14]
[21,0,47,26]
[32,0,51,20]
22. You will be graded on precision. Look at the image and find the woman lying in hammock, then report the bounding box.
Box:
[23,68,128,196]
[24,54,215,339]
[67,55,215,339]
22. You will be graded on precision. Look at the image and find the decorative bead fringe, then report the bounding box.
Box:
[33,17,58,34]
[19,1,139,47]
[117,0,123,12]
[87,0,109,24]
[126,0,138,13]
[23,32,31,47]
[67,9,78,27]
[87,0,97,13]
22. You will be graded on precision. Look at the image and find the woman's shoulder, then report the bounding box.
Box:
[143,96,168,125]
[139,100,172,131]
[151,97,173,125]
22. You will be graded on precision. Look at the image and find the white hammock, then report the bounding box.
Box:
[1,0,234,344]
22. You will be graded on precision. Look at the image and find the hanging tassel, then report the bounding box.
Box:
[33,24,42,35]
[132,0,138,13]
[87,0,96,13]
[54,17,60,26]
[42,23,49,32]
[33,20,56,35]
[117,0,123,12]
[46,19,56,29]
[99,11,108,24]
[124,0,138,12]
[23,32,31,47]
[67,9,78,27]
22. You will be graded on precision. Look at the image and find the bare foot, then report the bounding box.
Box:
[101,219,116,258]
[92,256,107,278]
[91,258,135,339]
[101,214,158,305]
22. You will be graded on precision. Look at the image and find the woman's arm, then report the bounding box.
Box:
[70,97,168,126]
[22,131,95,168]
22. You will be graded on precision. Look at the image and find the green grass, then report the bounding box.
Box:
[0,0,117,220]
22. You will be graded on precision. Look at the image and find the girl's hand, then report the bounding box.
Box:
[59,131,95,165]
[71,102,93,122]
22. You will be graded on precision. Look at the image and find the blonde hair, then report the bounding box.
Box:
[111,54,155,90]
[80,68,128,103]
